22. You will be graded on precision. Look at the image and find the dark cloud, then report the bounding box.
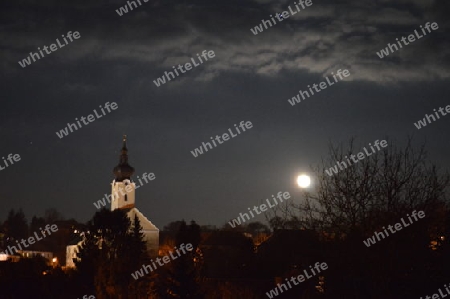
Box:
[0,0,449,227]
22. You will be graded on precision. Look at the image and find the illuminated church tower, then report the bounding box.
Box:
[111,135,159,257]
[111,136,136,210]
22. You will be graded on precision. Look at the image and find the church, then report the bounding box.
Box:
[66,136,159,267]
[111,135,159,256]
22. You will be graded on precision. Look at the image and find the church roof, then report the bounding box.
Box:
[126,208,159,231]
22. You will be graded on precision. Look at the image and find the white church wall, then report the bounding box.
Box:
[111,180,136,210]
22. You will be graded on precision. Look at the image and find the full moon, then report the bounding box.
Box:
[297,175,311,188]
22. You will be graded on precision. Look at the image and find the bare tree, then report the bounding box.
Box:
[267,137,450,238]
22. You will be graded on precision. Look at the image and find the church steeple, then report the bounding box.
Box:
[120,135,129,164]
[113,135,135,182]
[107,135,159,259]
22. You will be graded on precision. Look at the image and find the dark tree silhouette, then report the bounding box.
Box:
[30,215,46,234]
[245,221,270,235]
[3,208,28,241]
[163,220,186,233]
[44,208,64,223]
[265,137,450,298]
[152,220,204,299]
[76,209,148,299]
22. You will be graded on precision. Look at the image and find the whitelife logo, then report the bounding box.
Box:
[93,172,156,209]
[131,243,193,280]
[265,262,328,298]
[376,22,439,59]
[115,0,149,16]
[228,191,291,228]
[18,31,81,68]
[190,121,253,158]
[0,224,59,256]
[325,139,388,177]
[55,102,118,139]
[153,50,215,87]
[0,153,21,172]
[250,0,313,35]
[414,105,450,130]
[287,69,350,106]
[363,210,425,247]
[421,283,450,299]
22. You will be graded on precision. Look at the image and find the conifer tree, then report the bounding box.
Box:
[76,209,149,299]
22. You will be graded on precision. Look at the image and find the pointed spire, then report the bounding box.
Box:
[122,134,127,150]
[121,135,128,156]
[113,135,135,181]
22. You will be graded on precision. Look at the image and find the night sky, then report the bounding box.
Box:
[1,0,449,228]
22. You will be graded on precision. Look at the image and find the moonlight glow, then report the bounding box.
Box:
[297,175,311,188]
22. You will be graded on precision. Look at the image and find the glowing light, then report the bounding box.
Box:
[297,175,311,188]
